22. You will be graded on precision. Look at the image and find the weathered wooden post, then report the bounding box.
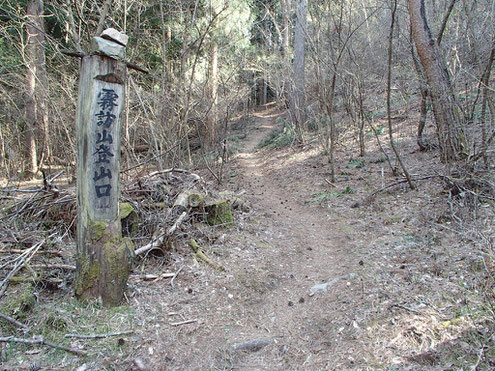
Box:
[74,29,133,306]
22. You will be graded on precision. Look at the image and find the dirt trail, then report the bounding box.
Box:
[236,109,353,284]
[213,107,360,368]
[140,106,364,370]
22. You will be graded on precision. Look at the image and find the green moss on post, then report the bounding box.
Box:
[89,220,108,241]
[75,220,134,307]
[74,256,100,298]
[100,237,134,306]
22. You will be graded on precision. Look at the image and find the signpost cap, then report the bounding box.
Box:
[101,28,129,47]
[92,36,125,59]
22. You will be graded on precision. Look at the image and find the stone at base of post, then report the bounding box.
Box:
[75,219,134,307]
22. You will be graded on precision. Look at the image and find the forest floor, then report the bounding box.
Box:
[127,105,494,370]
[1,104,494,370]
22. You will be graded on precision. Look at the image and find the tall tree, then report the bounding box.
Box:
[408,0,463,162]
[25,0,50,174]
[206,35,219,147]
[292,0,307,140]
[280,0,291,55]
[387,0,414,189]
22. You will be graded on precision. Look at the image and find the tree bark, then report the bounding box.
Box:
[280,0,290,56]
[436,0,457,45]
[410,36,429,151]
[95,0,113,36]
[292,0,307,140]
[206,40,218,147]
[25,0,49,173]
[280,0,291,111]
[387,0,414,190]
[408,0,462,162]
[357,80,366,157]
[34,0,50,163]
[25,10,38,175]
[479,42,495,165]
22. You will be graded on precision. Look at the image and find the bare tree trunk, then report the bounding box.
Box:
[25,0,40,174]
[64,0,82,50]
[479,42,495,165]
[325,72,337,183]
[436,0,457,45]
[34,0,50,164]
[408,0,462,162]
[263,64,268,105]
[280,0,290,56]
[280,0,291,111]
[95,0,113,36]
[292,0,307,140]
[206,40,218,147]
[357,80,366,157]
[23,0,50,171]
[387,0,414,190]
[0,123,5,175]
[410,37,429,151]
[159,3,173,84]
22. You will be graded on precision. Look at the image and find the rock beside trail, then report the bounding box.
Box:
[309,273,358,296]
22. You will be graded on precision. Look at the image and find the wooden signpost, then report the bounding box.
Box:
[73,29,134,306]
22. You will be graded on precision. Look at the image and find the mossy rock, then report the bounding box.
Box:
[187,192,204,208]
[205,199,233,226]
[119,202,139,237]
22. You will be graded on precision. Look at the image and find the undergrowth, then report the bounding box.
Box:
[305,186,354,203]
[258,119,296,149]
[1,294,135,368]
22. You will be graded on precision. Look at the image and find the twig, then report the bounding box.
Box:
[169,319,198,326]
[135,189,199,257]
[60,48,86,58]
[189,239,225,271]
[131,273,175,281]
[0,312,30,332]
[134,211,188,256]
[46,170,65,186]
[170,265,184,287]
[362,174,441,205]
[121,140,184,173]
[202,155,221,183]
[146,168,201,182]
[65,330,133,339]
[471,346,484,371]
[1,171,63,194]
[1,188,48,194]
[389,303,422,315]
[325,179,336,188]
[30,264,76,271]
[0,240,44,298]
[0,336,86,356]
[0,249,63,256]
[125,61,149,74]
